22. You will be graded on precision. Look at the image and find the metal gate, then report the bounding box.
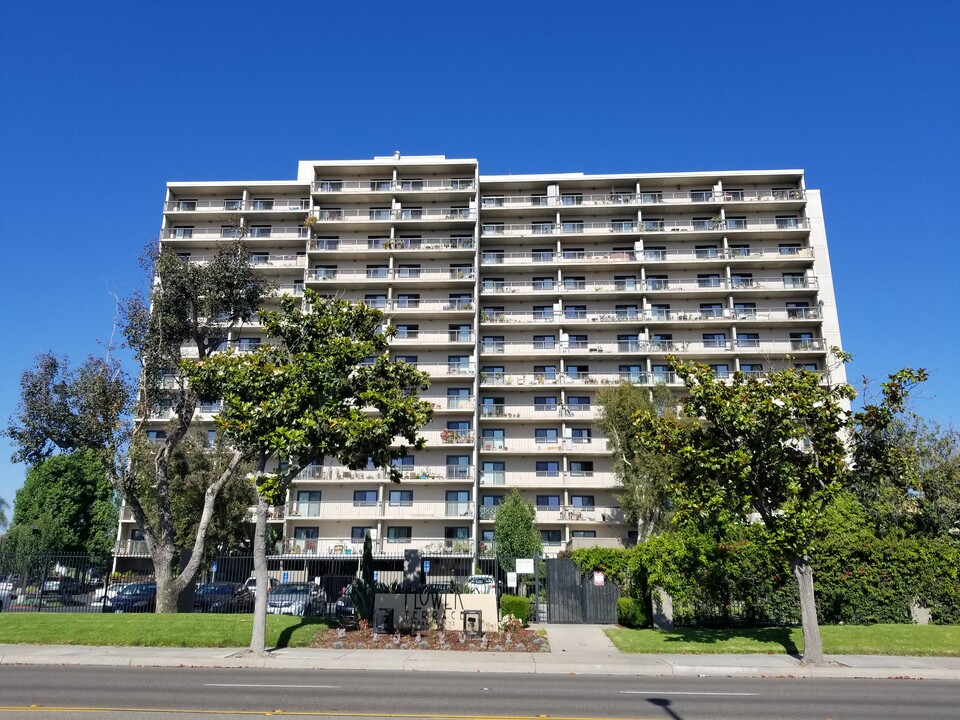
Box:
[540,557,619,624]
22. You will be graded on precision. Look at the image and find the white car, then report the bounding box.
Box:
[465,575,498,595]
[91,583,130,604]
[0,588,11,611]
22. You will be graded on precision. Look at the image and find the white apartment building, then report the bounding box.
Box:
[117,154,845,563]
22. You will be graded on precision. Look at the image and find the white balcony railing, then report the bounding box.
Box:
[312,179,475,193]
[310,237,476,252]
[312,208,476,222]
[162,226,309,240]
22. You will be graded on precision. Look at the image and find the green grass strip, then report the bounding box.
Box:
[605,624,960,657]
[0,613,328,648]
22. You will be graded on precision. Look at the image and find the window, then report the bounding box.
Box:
[481,461,505,485]
[536,495,561,510]
[146,430,167,441]
[561,193,583,206]
[618,334,640,352]
[533,335,556,349]
[206,429,217,445]
[369,179,391,191]
[533,276,555,291]
[400,207,422,220]
[726,216,747,230]
[176,199,197,211]
[534,365,558,381]
[400,179,423,191]
[615,305,639,320]
[567,395,591,409]
[386,527,412,542]
[737,332,760,348]
[482,336,505,353]
[533,306,555,321]
[535,428,559,444]
[569,460,594,475]
[710,364,730,378]
[388,489,413,506]
[536,461,560,477]
[646,275,669,290]
[366,265,388,279]
[640,191,663,204]
[364,294,387,309]
[396,264,421,279]
[446,490,470,517]
[449,324,472,342]
[650,304,670,321]
[353,490,377,507]
[541,530,562,544]
[570,428,592,443]
[482,196,504,208]
[690,189,713,203]
[534,396,558,411]
[351,527,374,542]
[449,355,472,373]
[238,337,261,351]
[703,332,727,349]
[734,302,757,318]
[614,275,637,291]
[782,273,807,288]
[293,526,318,540]
[697,273,721,288]
[740,363,764,375]
[692,216,713,230]
[564,276,586,290]
[651,364,673,383]
[794,362,819,371]
[695,245,719,258]
[700,303,724,318]
[248,225,271,238]
[448,293,472,309]
[731,273,754,289]
[779,243,802,255]
[776,215,800,229]
[532,221,555,234]
[571,495,595,508]
[786,301,812,319]
[563,247,584,260]
[447,455,471,478]
[395,355,418,366]
[566,364,588,379]
[391,455,415,470]
[251,198,274,211]
[644,246,667,260]
[396,293,420,309]
[790,332,816,350]
[567,334,587,349]
[619,364,644,382]
[532,248,555,262]
[572,531,597,538]
[223,198,242,210]
[172,226,194,239]
[369,207,391,220]
[562,221,584,234]
[482,224,505,236]
[481,398,504,417]
[450,264,473,280]
[729,243,750,256]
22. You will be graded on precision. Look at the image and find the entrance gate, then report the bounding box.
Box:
[539,557,619,624]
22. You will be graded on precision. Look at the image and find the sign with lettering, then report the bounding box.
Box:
[593,572,605,586]
[516,558,534,573]
[507,572,517,588]
[374,592,498,632]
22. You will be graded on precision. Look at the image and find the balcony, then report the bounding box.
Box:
[424,396,476,412]
[162,226,309,241]
[478,471,618,488]
[533,506,624,523]
[285,500,475,520]
[164,199,309,213]
[638,217,810,234]
[298,464,473,483]
[311,208,476,223]
[312,179,475,194]
[309,237,476,253]
[391,331,475,345]
[480,222,639,238]
[306,268,475,283]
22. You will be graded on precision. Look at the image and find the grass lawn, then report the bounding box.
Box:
[606,624,960,657]
[0,613,329,649]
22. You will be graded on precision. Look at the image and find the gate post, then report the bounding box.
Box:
[533,555,540,623]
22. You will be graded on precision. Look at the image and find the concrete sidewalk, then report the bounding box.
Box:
[2,625,959,680]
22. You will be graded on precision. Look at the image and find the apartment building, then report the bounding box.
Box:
[117,154,844,563]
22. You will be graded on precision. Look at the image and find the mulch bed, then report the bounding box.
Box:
[312,626,551,653]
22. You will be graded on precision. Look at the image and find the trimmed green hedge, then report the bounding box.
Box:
[617,597,649,628]
[500,594,531,623]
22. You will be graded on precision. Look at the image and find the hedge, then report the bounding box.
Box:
[500,594,531,623]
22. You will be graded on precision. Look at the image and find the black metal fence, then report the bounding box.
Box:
[0,551,508,615]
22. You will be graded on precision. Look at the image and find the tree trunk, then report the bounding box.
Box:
[249,495,270,653]
[791,554,824,665]
[153,547,179,613]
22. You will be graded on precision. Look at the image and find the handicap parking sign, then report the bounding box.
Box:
[423,560,431,573]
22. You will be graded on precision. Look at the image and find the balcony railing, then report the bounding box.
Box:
[164,199,309,213]
[162,226,309,240]
[298,464,473,482]
[312,179,475,193]
[285,500,474,520]
[309,237,476,252]
[638,217,809,233]
[306,268,475,282]
[480,222,638,237]
[312,208,476,222]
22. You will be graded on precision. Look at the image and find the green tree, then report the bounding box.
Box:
[185,289,432,652]
[5,240,271,612]
[0,496,8,532]
[7,450,116,555]
[493,488,543,571]
[635,359,924,665]
[597,383,685,540]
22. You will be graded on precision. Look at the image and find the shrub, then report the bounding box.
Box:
[617,597,649,628]
[500,594,531,623]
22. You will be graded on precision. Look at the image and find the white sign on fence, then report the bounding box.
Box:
[507,572,517,588]
[515,558,534,573]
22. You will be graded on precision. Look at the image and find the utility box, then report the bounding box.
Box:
[375,607,395,633]
[462,610,482,637]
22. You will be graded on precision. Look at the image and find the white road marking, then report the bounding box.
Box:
[621,691,759,696]
[205,683,342,689]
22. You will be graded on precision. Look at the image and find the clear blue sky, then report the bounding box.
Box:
[1,1,958,507]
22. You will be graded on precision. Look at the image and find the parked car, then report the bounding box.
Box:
[41,576,84,596]
[193,582,254,613]
[0,587,11,612]
[334,589,355,619]
[106,582,157,613]
[244,576,276,594]
[92,583,131,605]
[267,583,326,617]
[465,575,498,595]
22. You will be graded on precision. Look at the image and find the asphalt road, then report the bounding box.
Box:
[1,665,958,720]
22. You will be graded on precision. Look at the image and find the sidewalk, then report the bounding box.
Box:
[2,625,959,680]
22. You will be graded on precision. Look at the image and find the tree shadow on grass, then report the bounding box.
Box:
[272,617,328,650]
[660,627,800,658]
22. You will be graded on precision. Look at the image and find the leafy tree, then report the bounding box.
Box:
[0,496,8,532]
[5,241,271,612]
[849,416,960,538]
[185,289,432,652]
[635,359,924,665]
[597,383,686,539]
[6,450,116,555]
[494,488,543,571]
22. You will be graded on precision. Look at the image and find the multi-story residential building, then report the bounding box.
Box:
[116,154,845,565]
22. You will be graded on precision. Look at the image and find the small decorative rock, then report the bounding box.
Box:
[492,644,503,652]
[514,643,525,651]
[356,643,366,649]
[419,641,429,649]
[332,641,344,650]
